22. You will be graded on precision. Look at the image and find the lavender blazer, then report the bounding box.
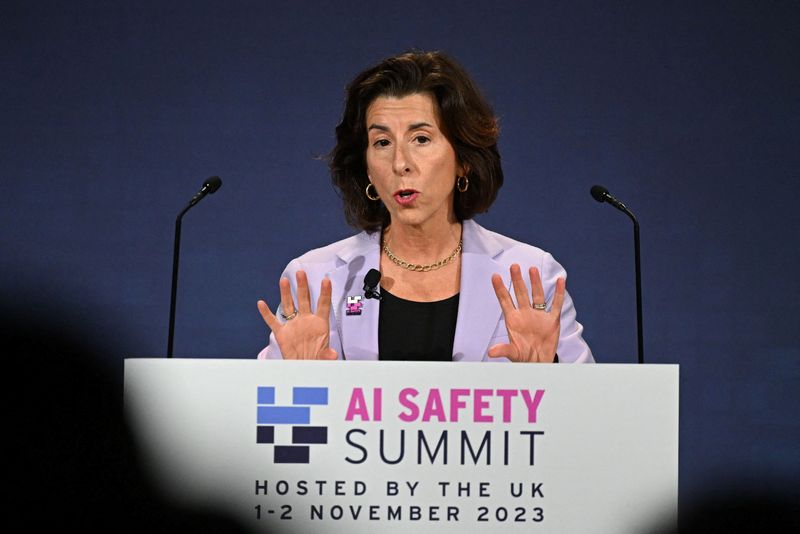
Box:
[257,219,594,363]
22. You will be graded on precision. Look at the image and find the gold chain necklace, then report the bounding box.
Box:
[382,238,463,272]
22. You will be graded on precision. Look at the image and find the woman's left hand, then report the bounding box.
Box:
[488,263,565,363]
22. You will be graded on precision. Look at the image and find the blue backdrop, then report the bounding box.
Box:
[2,0,798,502]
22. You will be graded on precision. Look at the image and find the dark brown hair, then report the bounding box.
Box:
[329,51,503,232]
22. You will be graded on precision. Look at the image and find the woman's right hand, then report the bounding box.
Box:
[257,270,337,360]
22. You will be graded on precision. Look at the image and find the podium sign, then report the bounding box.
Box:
[124,359,678,533]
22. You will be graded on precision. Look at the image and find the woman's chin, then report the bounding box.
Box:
[389,211,429,229]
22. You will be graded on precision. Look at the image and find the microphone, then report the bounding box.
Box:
[188,176,222,208]
[363,269,383,301]
[590,184,645,364]
[167,176,223,358]
[590,184,629,213]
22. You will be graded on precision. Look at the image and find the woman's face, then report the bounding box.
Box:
[365,92,463,230]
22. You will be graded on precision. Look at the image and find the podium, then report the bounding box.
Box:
[124,359,678,533]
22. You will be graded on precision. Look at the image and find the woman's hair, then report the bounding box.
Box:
[329,51,503,232]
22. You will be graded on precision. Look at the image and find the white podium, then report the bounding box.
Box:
[124,359,678,533]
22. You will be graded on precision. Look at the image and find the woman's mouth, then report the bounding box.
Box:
[393,189,419,205]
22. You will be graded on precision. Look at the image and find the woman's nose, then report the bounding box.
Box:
[393,145,412,175]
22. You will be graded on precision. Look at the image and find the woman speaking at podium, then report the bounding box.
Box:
[258,51,593,364]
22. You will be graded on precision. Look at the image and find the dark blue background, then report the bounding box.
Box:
[2,1,798,501]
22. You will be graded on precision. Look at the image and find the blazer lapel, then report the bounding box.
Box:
[328,232,381,360]
[452,220,505,362]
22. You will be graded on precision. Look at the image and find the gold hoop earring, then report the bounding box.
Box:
[365,182,380,201]
[456,175,469,193]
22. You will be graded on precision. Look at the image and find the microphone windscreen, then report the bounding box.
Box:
[364,269,381,287]
[590,185,609,203]
[204,176,222,194]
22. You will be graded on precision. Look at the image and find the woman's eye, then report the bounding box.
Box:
[414,135,431,144]
[373,139,390,148]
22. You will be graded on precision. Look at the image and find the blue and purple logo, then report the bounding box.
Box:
[256,386,329,464]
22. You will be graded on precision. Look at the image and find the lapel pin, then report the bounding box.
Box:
[346,295,364,316]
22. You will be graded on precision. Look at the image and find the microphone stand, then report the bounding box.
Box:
[629,211,644,365]
[591,185,644,364]
[167,203,192,358]
[167,177,221,358]
[614,204,644,365]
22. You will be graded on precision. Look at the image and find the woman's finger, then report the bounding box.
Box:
[529,266,546,307]
[319,347,338,360]
[279,277,295,317]
[316,277,332,319]
[296,270,312,314]
[491,273,515,312]
[510,263,530,308]
[257,300,281,332]
[551,277,566,316]
[488,342,516,360]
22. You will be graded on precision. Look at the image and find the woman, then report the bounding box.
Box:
[257,51,593,363]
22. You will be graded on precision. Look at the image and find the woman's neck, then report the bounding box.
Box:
[383,218,462,264]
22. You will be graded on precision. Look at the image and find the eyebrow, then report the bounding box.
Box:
[367,122,434,133]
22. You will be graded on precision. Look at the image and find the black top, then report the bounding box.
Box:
[378,289,459,361]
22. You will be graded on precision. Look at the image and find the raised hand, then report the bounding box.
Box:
[488,263,565,363]
[257,270,337,360]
